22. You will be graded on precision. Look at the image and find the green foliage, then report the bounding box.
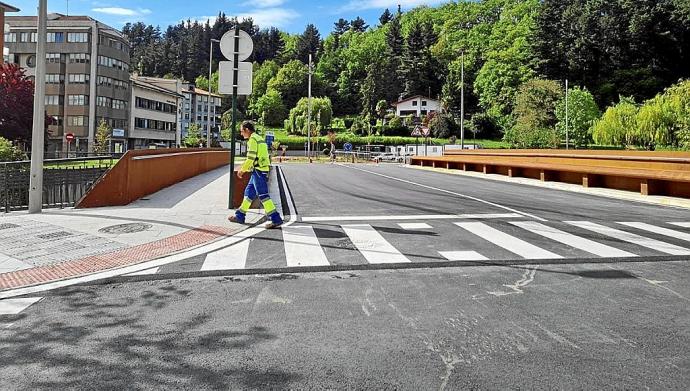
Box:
[385,116,408,136]
[506,78,563,148]
[555,87,600,148]
[184,123,203,147]
[429,113,459,139]
[251,90,287,126]
[631,80,690,149]
[94,119,112,154]
[284,97,333,135]
[195,71,219,93]
[0,137,25,162]
[592,97,638,147]
[267,60,324,111]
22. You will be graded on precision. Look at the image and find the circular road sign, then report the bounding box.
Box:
[219,29,253,61]
[344,143,353,152]
[65,133,75,142]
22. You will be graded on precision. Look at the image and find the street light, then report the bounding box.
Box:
[28,0,48,213]
[207,38,220,147]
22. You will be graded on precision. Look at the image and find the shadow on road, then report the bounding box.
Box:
[0,284,301,389]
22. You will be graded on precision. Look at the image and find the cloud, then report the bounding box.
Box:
[232,8,300,29]
[338,0,445,12]
[245,0,286,8]
[91,7,152,17]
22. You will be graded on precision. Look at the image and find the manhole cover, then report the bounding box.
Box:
[0,223,20,230]
[99,223,153,234]
[37,231,73,240]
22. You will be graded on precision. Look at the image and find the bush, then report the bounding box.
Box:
[383,116,408,136]
[285,97,333,135]
[504,125,557,149]
[470,112,502,139]
[429,114,459,139]
[0,137,25,161]
[555,87,600,148]
[250,90,287,126]
[592,97,638,147]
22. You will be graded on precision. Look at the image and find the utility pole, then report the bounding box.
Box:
[565,79,569,150]
[228,27,239,209]
[307,53,313,162]
[207,38,220,148]
[29,0,47,213]
[460,50,465,150]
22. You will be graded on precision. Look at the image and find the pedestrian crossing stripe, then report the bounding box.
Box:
[669,222,690,228]
[0,297,43,315]
[144,221,690,274]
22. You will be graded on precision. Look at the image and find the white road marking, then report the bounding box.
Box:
[337,164,547,221]
[201,239,251,271]
[511,221,636,258]
[398,223,433,230]
[0,253,33,274]
[342,224,411,264]
[619,222,690,243]
[438,251,488,261]
[670,222,690,228]
[125,267,160,276]
[0,297,43,315]
[566,221,690,256]
[455,222,562,259]
[282,226,329,267]
[302,213,524,222]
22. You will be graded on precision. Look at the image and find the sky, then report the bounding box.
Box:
[10,0,447,34]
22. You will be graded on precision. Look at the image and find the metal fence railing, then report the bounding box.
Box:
[1,156,114,212]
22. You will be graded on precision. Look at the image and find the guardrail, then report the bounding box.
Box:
[1,156,114,212]
[76,148,232,208]
[410,150,690,198]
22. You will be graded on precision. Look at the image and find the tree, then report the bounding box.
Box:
[333,19,350,36]
[592,97,638,147]
[267,60,323,111]
[0,63,35,142]
[195,71,218,93]
[297,24,321,64]
[379,9,393,25]
[376,100,388,123]
[555,87,600,148]
[0,137,26,162]
[505,78,563,148]
[184,123,203,147]
[400,22,438,98]
[284,97,333,135]
[350,17,368,32]
[254,27,285,63]
[94,119,112,154]
[251,90,287,126]
[383,15,405,102]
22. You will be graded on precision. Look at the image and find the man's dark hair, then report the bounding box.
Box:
[241,121,255,132]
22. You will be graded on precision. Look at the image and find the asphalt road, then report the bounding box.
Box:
[1,163,689,389]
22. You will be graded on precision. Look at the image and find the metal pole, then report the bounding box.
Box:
[565,78,569,150]
[29,0,48,213]
[307,53,312,162]
[228,27,239,210]
[460,50,465,150]
[207,39,219,148]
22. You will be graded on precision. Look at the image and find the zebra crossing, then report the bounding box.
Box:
[152,219,690,274]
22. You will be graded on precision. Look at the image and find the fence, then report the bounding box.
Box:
[1,157,113,212]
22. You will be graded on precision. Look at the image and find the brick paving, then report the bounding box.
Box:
[0,224,240,291]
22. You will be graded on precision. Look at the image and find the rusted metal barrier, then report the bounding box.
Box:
[76,149,236,208]
[411,150,690,198]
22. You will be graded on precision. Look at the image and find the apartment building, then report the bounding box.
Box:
[1,2,19,63]
[180,82,222,141]
[129,75,182,149]
[4,13,130,156]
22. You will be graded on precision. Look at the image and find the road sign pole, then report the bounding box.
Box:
[228,27,239,210]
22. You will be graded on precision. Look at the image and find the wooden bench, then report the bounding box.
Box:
[411,151,690,198]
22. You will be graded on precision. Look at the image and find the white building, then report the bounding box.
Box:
[128,75,183,150]
[393,95,441,117]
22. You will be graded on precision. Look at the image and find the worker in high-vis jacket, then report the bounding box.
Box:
[228,121,284,229]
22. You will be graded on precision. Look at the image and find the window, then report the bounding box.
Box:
[184,113,190,120]
[4,33,17,43]
[134,118,176,131]
[26,55,36,68]
[112,99,127,110]
[67,33,89,43]
[67,116,88,127]
[45,95,62,106]
[421,100,427,106]
[19,32,30,43]
[97,76,112,87]
[46,53,65,63]
[197,104,202,112]
[67,95,89,106]
[49,116,63,126]
[68,74,89,84]
[31,32,38,42]
[47,32,64,43]
[412,101,418,106]
[69,53,90,63]
[45,74,64,84]
[97,96,111,107]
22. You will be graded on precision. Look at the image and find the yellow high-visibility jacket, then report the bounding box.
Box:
[241,132,270,172]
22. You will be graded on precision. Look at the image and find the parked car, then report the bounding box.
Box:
[372,153,401,163]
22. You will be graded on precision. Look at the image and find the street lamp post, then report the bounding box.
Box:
[207,38,220,148]
[28,0,48,213]
[307,53,313,162]
[460,50,465,150]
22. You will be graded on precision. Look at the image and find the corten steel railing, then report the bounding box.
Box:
[1,156,114,212]
[410,150,690,198]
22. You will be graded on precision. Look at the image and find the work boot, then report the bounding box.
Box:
[228,215,245,224]
[265,221,283,229]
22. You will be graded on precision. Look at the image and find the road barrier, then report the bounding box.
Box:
[410,149,690,198]
[76,149,234,208]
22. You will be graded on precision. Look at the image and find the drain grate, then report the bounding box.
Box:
[0,223,20,230]
[99,223,153,234]
[37,231,73,240]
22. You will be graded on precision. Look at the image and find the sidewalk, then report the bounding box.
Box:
[0,166,264,292]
